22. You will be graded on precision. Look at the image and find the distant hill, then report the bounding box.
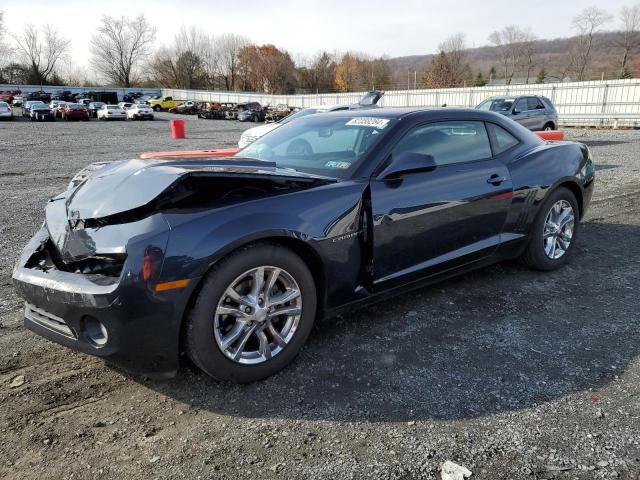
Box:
[388,32,638,86]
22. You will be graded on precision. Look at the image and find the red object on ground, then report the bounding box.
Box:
[170,119,186,139]
[535,130,564,141]
[139,147,240,159]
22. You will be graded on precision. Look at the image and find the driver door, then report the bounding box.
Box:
[370,121,513,286]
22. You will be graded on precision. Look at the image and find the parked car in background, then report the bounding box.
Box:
[25,91,51,103]
[12,95,24,107]
[76,98,93,109]
[51,100,67,118]
[169,101,200,114]
[238,90,385,148]
[97,104,126,120]
[50,100,66,110]
[476,95,558,131]
[88,102,106,118]
[118,102,134,110]
[126,103,154,120]
[51,90,73,102]
[60,103,89,121]
[0,91,17,104]
[22,100,47,118]
[0,101,13,120]
[30,103,55,121]
[148,96,178,111]
[237,102,266,122]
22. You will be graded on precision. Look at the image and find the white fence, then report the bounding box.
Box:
[163,78,640,128]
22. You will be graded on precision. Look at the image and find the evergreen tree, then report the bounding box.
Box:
[473,72,486,87]
[536,68,547,84]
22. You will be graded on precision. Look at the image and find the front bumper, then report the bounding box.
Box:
[12,226,200,377]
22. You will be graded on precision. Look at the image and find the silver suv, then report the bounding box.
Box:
[476,95,558,131]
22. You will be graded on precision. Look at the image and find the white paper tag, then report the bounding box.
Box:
[345,118,390,129]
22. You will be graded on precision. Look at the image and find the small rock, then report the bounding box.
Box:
[597,460,609,468]
[43,438,51,446]
[595,408,605,418]
[9,375,25,388]
[93,420,106,428]
[149,455,160,463]
[440,460,472,480]
[407,421,416,426]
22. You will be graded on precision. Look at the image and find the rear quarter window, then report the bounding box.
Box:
[486,123,520,155]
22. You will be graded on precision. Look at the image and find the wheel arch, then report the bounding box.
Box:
[550,178,584,219]
[177,235,327,353]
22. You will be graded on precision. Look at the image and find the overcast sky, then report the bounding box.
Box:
[2,0,635,66]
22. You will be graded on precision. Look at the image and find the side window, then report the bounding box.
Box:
[527,97,544,110]
[514,98,528,113]
[391,121,492,166]
[486,123,520,155]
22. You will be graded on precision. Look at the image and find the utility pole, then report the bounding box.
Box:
[407,70,410,90]
[414,71,417,90]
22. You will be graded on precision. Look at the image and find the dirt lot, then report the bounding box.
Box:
[0,113,639,480]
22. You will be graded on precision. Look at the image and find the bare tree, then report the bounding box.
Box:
[489,26,528,84]
[0,11,10,70]
[215,33,250,91]
[423,33,471,88]
[615,5,640,75]
[152,27,210,88]
[90,15,156,87]
[518,29,538,83]
[439,33,470,85]
[12,24,70,84]
[568,7,612,81]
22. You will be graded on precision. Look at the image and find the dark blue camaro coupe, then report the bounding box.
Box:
[13,108,595,382]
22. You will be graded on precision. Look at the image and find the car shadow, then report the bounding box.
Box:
[581,140,628,147]
[139,221,639,422]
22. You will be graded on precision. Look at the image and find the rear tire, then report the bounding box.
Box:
[520,187,579,271]
[185,243,316,383]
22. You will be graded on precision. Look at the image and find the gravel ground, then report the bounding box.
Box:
[0,113,639,480]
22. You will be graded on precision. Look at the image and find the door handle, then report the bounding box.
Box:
[487,174,507,185]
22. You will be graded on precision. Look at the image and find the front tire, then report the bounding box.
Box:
[543,122,555,131]
[185,243,316,383]
[520,187,579,271]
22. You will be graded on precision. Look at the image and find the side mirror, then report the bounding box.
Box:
[377,152,436,180]
[512,108,520,115]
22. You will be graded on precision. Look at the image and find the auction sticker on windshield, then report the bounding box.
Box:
[345,118,390,129]
[325,161,351,169]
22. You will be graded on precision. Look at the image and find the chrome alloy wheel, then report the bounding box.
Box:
[543,200,575,260]
[214,266,302,364]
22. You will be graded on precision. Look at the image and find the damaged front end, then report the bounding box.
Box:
[12,156,334,376]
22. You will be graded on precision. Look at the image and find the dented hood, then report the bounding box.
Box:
[64,157,333,221]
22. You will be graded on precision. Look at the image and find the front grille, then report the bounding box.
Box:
[25,303,76,338]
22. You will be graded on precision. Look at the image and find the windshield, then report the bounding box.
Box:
[237,114,393,179]
[279,107,329,125]
[477,98,514,112]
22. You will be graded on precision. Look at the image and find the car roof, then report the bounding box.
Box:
[316,107,499,120]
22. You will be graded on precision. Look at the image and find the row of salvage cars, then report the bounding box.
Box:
[16,100,155,121]
[11,88,586,384]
